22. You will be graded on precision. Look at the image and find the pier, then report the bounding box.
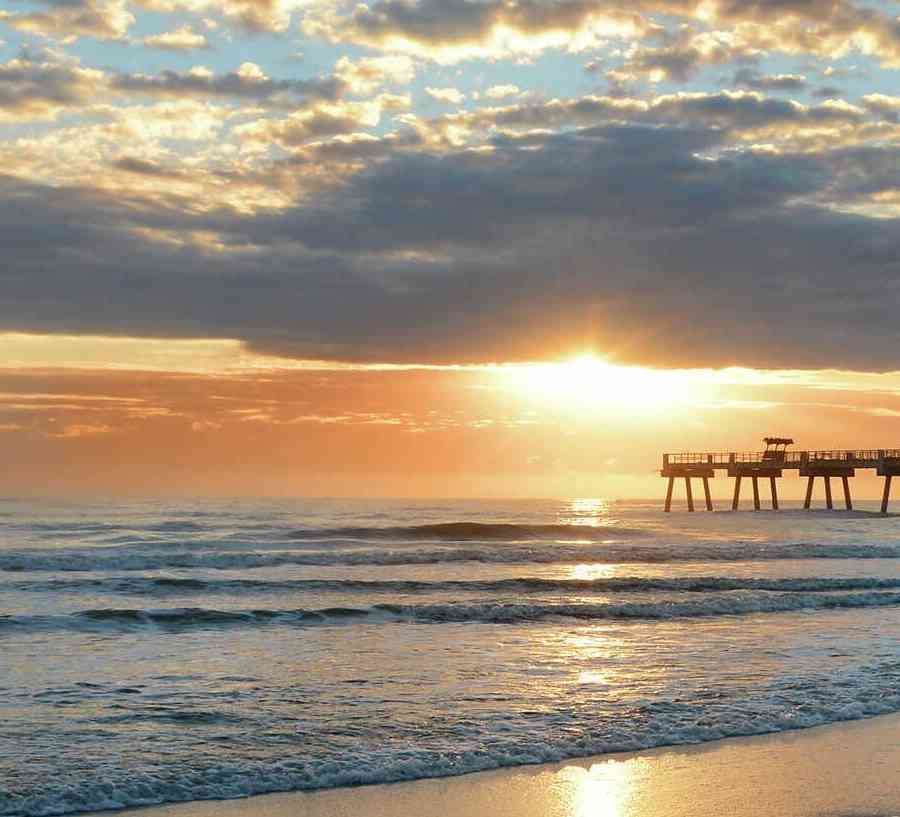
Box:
[661,439,900,513]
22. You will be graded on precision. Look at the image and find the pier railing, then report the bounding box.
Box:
[664,449,900,468]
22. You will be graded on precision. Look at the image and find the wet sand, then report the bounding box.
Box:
[86,713,900,817]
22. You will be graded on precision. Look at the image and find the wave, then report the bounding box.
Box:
[285,522,644,541]
[374,592,900,623]
[4,661,900,817]
[8,520,209,534]
[2,541,900,572]
[11,575,900,596]
[4,591,900,634]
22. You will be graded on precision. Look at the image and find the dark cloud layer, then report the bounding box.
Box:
[1,111,898,370]
[111,67,343,103]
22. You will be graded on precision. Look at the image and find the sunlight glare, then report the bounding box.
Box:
[560,497,610,527]
[561,760,634,817]
[502,355,696,415]
[570,563,617,581]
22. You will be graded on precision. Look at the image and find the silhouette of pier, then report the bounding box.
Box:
[661,439,900,513]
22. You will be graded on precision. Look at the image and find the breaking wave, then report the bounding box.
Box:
[5,591,900,634]
[11,575,900,596]
[2,541,900,572]
[285,522,644,541]
[3,656,900,817]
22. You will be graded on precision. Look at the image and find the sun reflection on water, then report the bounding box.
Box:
[577,669,613,686]
[570,563,617,581]
[559,498,614,527]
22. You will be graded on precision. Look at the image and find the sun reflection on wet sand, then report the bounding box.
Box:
[560,760,641,817]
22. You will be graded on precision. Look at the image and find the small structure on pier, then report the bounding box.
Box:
[661,439,900,513]
[762,437,793,463]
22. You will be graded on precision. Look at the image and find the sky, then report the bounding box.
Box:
[1,0,900,497]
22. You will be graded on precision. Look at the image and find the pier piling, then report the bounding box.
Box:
[660,460,715,512]
[685,477,694,512]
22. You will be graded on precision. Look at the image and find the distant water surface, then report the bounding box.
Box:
[2,498,899,816]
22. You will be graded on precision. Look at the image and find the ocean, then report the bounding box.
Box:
[2,497,900,816]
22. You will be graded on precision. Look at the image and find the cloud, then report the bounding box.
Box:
[49,423,116,438]
[862,93,900,122]
[811,84,844,99]
[426,86,465,105]
[138,0,306,33]
[0,107,899,372]
[0,53,349,126]
[0,55,105,120]
[235,94,411,148]
[334,55,416,95]
[111,63,343,105]
[415,91,869,149]
[143,25,209,50]
[111,156,184,177]
[484,84,522,100]
[733,68,807,91]
[615,28,763,83]
[0,0,133,39]
[301,0,900,68]
[302,0,647,62]
[0,0,311,38]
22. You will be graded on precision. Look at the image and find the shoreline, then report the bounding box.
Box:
[82,712,900,817]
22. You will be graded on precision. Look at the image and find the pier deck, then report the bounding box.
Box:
[661,448,900,513]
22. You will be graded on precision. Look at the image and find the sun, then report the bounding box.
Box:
[501,354,696,415]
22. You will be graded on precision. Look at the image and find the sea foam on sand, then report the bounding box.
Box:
[83,712,900,817]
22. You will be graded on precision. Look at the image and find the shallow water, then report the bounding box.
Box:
[2,498,899,815]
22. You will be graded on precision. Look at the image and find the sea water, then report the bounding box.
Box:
[2,497,900,815]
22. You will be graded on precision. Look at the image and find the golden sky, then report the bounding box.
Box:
[3,0,900,496]
[4,334,900,497]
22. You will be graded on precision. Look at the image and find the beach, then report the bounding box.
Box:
[84,713,900,817]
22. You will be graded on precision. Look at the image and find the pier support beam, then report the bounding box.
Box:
[661,466,714,512]
[728,467,780,511]
[876,459,899,514]
[801,467,854,510]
